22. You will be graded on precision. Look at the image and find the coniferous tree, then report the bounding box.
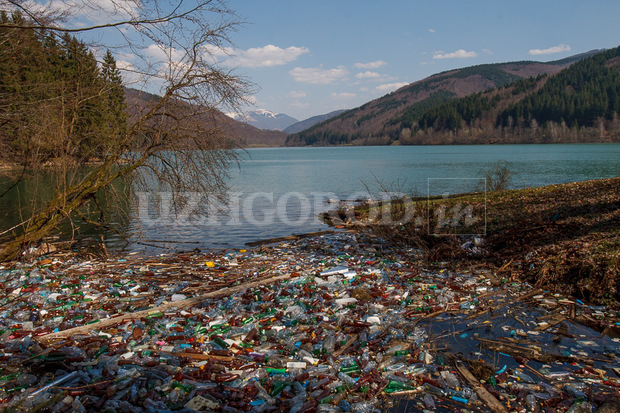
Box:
[0,1,252,261]
[0,16,128,164]
[101,50,127,141]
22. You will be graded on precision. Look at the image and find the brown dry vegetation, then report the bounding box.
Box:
[124,88,287,148]
[482,177,619,303]
[326,177,620,304]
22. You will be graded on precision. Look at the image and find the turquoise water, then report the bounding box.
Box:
[231,144,620,195]
[1,144,617,253]
[125,144,620,252]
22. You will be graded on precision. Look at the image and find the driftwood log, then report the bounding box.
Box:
[452,358,509,413]
[38,273,293,343]
[245,230,335,247]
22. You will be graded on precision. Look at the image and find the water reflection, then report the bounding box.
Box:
[1,144,619,254]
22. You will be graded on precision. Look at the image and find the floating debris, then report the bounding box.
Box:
[0,232,618,412]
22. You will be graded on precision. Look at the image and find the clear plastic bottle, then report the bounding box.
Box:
[51,395,74,413]
[423,394,436,409]
[350,401,376,413]
[324,335,337,353]
[440,370,460,389]
[254,381,276,405]
[71,397,87,413]
[338,372,356,386]
[362,361,376,375]
[525,393,538,412]
[565,402,593,413]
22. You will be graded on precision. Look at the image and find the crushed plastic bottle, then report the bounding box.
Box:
[0,231,617,412]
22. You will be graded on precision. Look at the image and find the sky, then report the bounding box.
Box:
[216,0,620,121]
[21,0,620,122]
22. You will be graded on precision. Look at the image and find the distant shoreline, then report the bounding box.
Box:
[257,140,620,149]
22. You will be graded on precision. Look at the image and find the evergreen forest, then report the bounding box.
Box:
[0,11,127,167]
[288,46,620,146]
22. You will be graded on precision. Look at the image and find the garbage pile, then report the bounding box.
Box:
[0,232,619,412]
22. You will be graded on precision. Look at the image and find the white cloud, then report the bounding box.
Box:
[355,71,381,80]
[115,59,144,85]
[34,0,139,25]
[528,44,571,56]
[142,43,191,76]
[244,95,258,105]
[115,60,134,70]
[202,44,234,58]
[144,44,185,62]
[289,66,349,85]
[287,90,307,99]
[354,60,387,69]
[376,82,408,92]
[224,45,309,67]
[433,49,478,59]
[428,29,436,33]
[331,92,356,100]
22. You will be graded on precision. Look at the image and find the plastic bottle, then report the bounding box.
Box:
[254,381,276,405]
[324,335,337,353]
[423,383,469,404]
[422,394,436,409]
[525,393,538,412]
[337,399,352,412]
[565,402,593,413]
[350,401,376,413]
[289,401,305,413]
[71,397,87,413]
[362,361,376,375]
[440,370,460,389]
[513,369,536,383]
[338,372,356,386]
[51,395,74,413]
[423,383,447,397]
[384,380,414,393]
[564,385,587,399]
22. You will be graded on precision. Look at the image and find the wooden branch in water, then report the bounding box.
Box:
[465,289,543,320]
[333,334,359,358]
[38,273,292,343]
[475,337,598,365]
[534,313,567,331]
[245,230,335,247]
[452,358,509,413]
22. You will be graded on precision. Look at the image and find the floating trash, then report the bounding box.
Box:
[0,232,618,411]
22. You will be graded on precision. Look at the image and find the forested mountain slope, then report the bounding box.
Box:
[286,49,616,146]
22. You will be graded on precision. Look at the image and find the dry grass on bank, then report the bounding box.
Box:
[325,177,620,304]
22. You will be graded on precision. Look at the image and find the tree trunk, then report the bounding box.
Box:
[0,155,142,261]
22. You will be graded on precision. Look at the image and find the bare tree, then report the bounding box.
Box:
[481,160,514,191]
[0,0,253,260]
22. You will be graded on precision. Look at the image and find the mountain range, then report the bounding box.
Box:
[284,110,347,134]
[226,108,349,135]
[126,47,620,148]
[226,109,298,131]
[124,89,288,147]
[286,48,620,146]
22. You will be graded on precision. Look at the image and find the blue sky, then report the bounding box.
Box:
[218,0,620,120]
[27,0,619,122]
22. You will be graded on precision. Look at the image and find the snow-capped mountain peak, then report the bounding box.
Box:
[253,109,280,118]
[225,109,298,131]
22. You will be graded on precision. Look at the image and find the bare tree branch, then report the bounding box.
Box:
[0,0,254,260]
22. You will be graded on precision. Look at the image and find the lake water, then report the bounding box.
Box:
[1,144,618,253]
[123,144,619,253]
